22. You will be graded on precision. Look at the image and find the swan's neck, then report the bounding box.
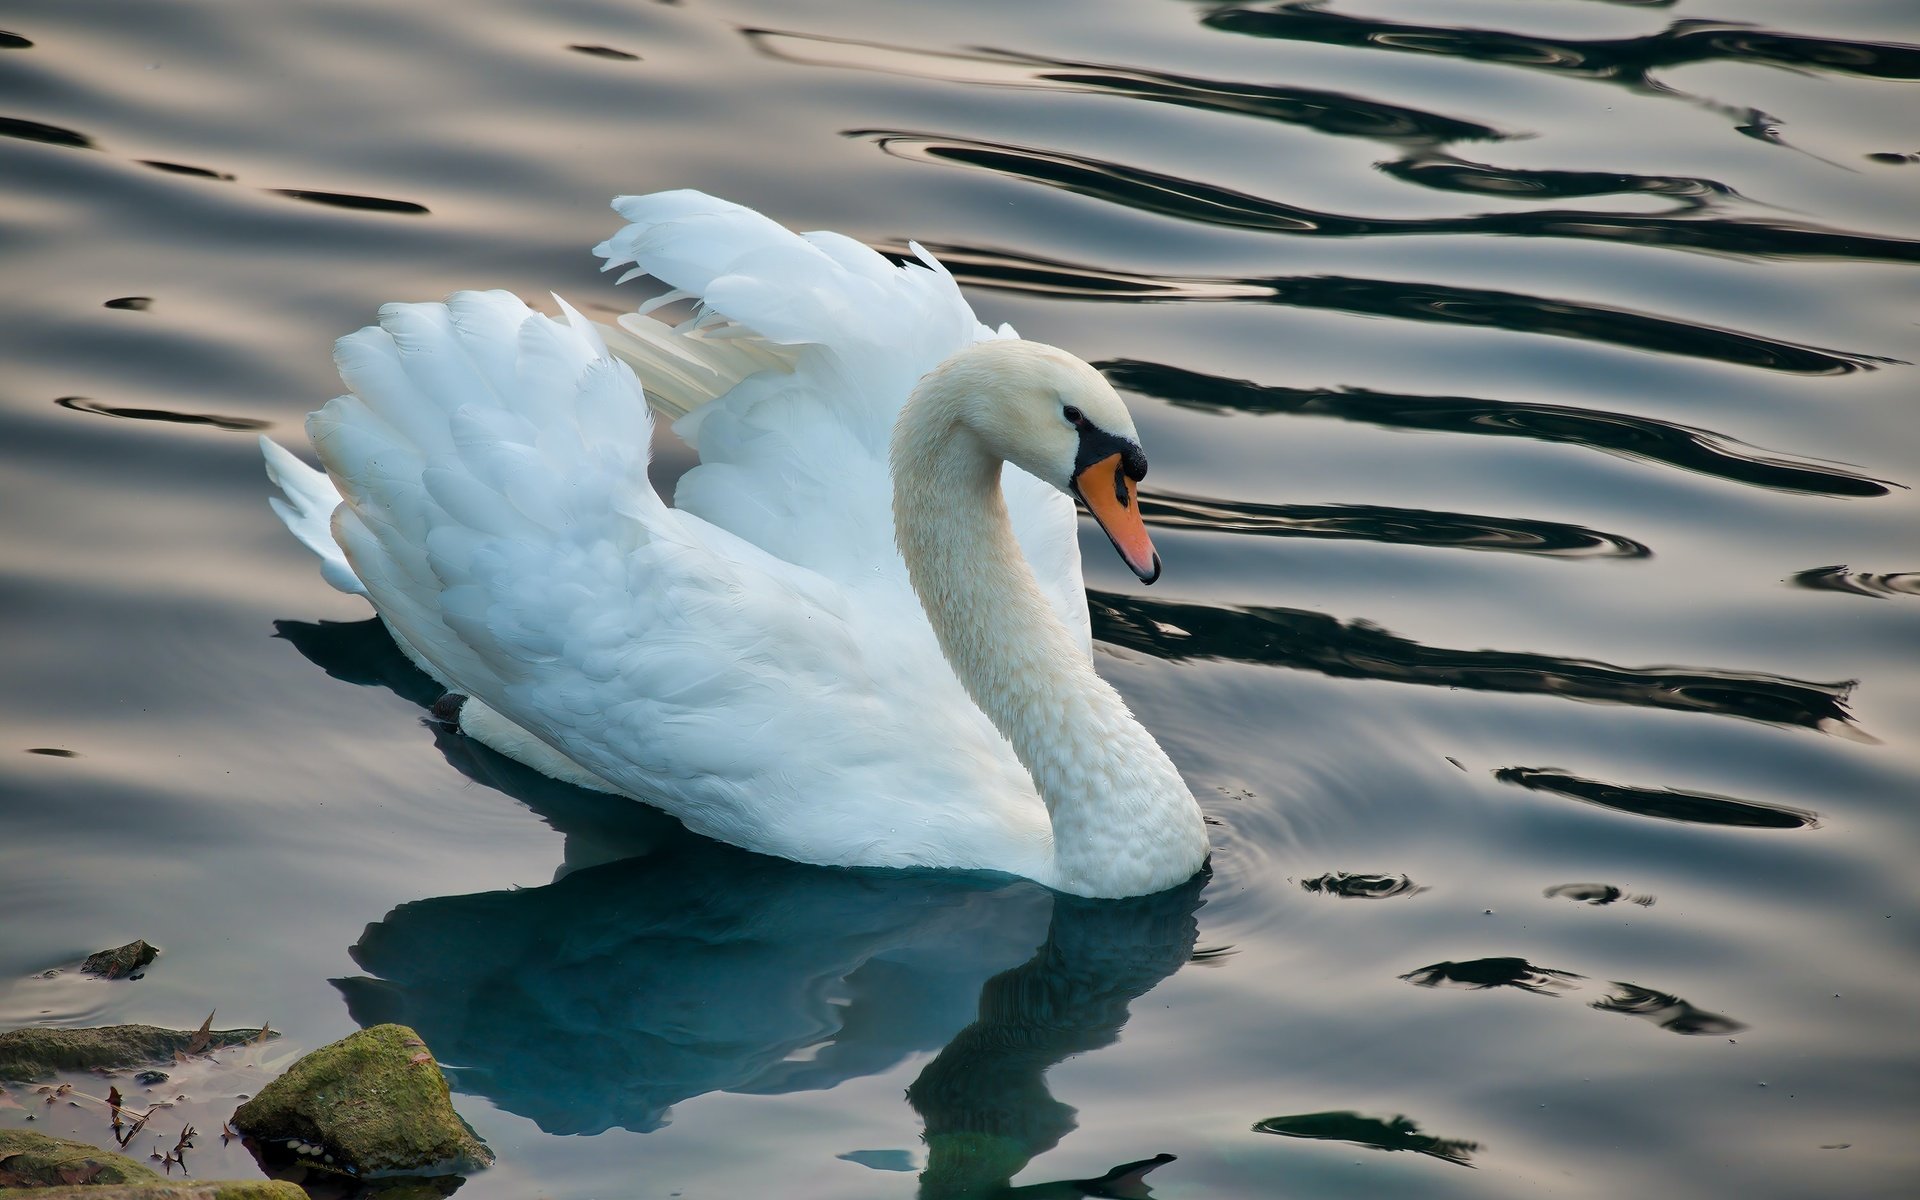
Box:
[892,382,1207,898]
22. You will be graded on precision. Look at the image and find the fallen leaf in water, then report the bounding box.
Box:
[184,1011,215,1055]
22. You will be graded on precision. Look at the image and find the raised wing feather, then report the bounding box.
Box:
[595,191,1088,646]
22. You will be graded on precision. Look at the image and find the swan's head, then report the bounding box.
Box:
[934,339,1160,584]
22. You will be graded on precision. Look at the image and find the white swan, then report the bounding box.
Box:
[262,190,1208,898]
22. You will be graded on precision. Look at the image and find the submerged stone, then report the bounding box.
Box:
[230,1024,491,1177]
[0,1024,272,1082]
[81,939,158,979]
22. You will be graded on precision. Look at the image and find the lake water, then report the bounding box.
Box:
[3,1,1917,1196]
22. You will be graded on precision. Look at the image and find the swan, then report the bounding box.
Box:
[261,190,1209,898]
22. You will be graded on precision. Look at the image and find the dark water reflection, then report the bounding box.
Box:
[297,619,1200,1196]
[1090,593,1859,732]
[883,242,1889,374]
[1141,492,1650,558]
[866,131,1920,265]
[1254,1111,1480,1168]
[1198,5,1920,85]
[1105,360,1896,498]
[1496,766,1819,828]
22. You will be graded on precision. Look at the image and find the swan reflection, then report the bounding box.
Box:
[287,618,1206,1197]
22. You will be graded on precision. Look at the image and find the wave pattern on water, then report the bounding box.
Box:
[1253,1111,1480,1167]
[879,241,1892,374]
[748,29,1507,143]
[1791,565,1920,599]
[1198,5,1920,85]
[1299,872,1426,899]
[53,396,270,432]
[1140,491,1650,558]
[1495,766,1819,828]
[1104,360,1897,497]
[1090,593,1859,733]
[863,131,1920,265]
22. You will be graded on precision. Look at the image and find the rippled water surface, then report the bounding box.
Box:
[4,1,1918,1196]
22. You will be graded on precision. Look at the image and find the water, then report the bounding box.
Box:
[2,1,1917,1195]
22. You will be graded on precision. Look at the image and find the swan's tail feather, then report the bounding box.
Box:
[305,288,663,707]
[260,435,366,596]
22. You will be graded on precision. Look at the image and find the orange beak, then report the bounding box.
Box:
[1072,452,1161,584]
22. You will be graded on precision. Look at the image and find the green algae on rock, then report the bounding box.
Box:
[0,1025,272,1083]
[230,1024,491,1178]
[0,1127,163,1187]
[80,940,159,980]
[0,1179,307,1198]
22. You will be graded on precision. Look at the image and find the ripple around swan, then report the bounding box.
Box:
[1140,492,1650,558]
[53,396,270,432]
[863,132,1920,266]
[880,242,1890,375]
[747,29,1505,144]
[1198,6,1920,86]
[1253,1111,1480,1167]
[1090,593,1859,733]
[1792,565,1920,599]
[1103,360,1897,498]
[1494,767,1819,829]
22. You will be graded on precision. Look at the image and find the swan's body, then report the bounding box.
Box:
[263,191,1208,898]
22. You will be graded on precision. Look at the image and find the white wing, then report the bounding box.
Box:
[294,288,1051,873]
[594,190,1088,645]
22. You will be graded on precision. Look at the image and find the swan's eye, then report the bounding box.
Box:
[1062,405,1084,427]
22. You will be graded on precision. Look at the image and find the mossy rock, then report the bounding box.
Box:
[0,1025,271,1083]
[0,1127,162,1187]
[0,1184,305,1199]
[231,1024,491,1177]
[80,941,158,980]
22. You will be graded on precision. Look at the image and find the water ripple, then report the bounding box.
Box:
[1253,1111,1479,1166]
[1300,872,1426,899]
[1593,983,1746,1036]
[1792,565,1920,599]
[1104,359,1897,498]
[1141,491,1650,558]
[0,115,94,150]
[881,241,1891,374]
[270,188,430,215]
[1380,154,1732,202]
[865,131,1920,265]
[1090,593,1859,733]
[1543,882,1656,907]
[1496,767,1817,828]
[1401,956,1584,994]
[54,395,270,433]
[748,29,1504,143]
[139,159,237,181]
[1200,6,1920,85]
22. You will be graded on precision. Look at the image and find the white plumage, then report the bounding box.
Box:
[264,191,1207,897]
